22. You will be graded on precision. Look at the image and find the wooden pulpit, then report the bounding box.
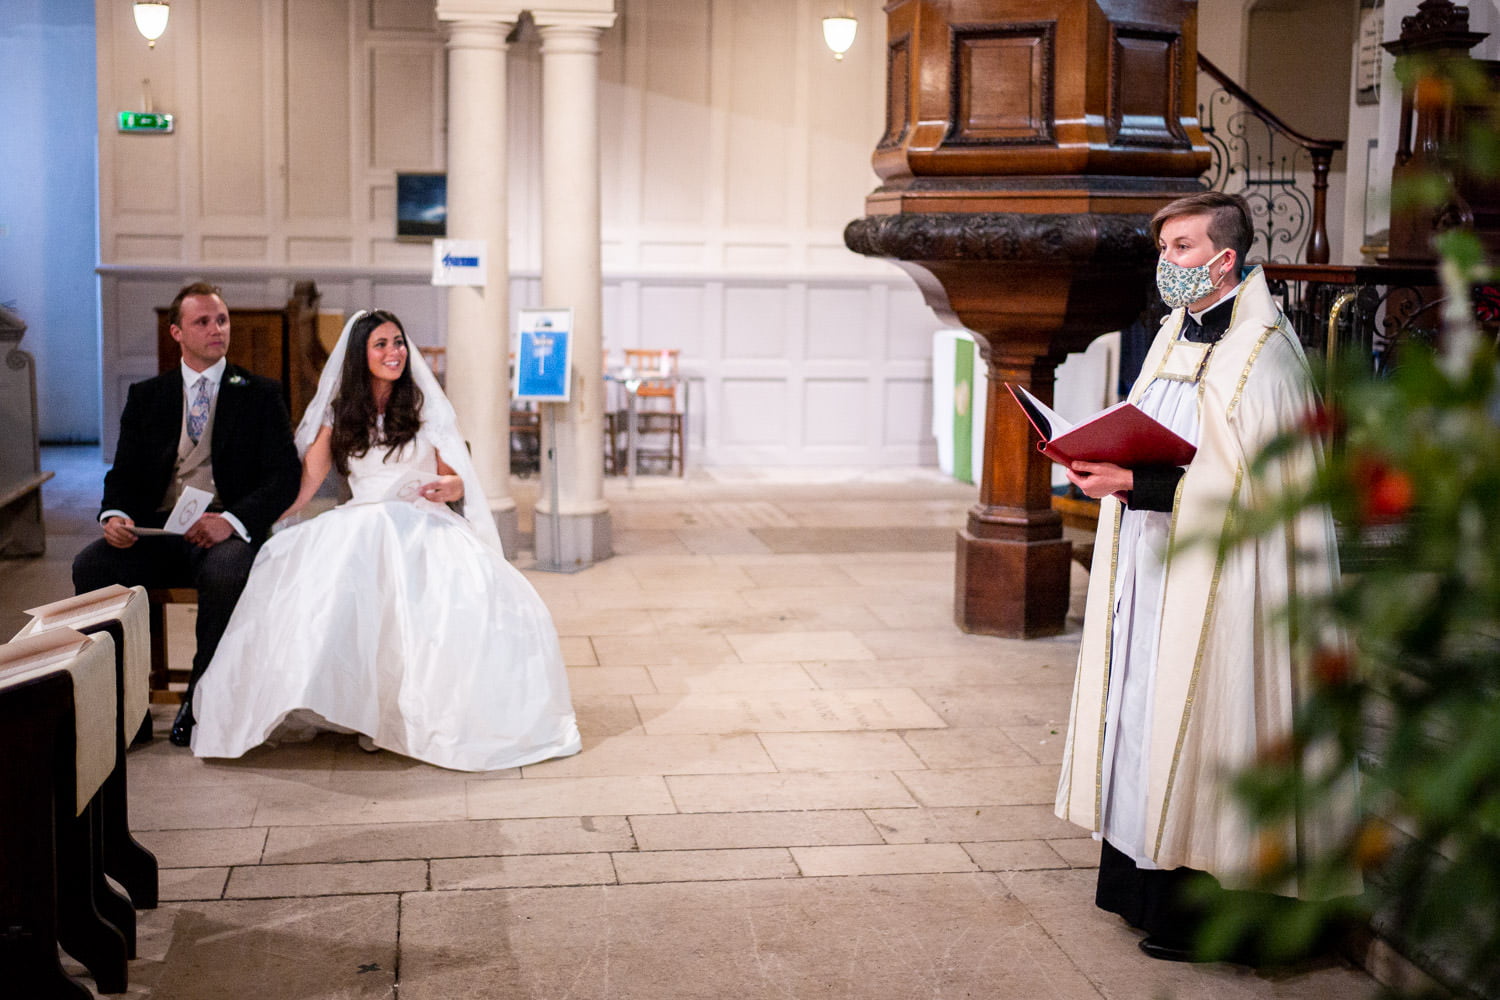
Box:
[846,0,1211,637]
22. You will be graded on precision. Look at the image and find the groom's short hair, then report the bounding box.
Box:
[168,281,226,329]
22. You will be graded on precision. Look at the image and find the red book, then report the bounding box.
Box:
[1006,382,1197,471]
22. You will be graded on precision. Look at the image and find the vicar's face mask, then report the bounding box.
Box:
[1156,247,1230,309]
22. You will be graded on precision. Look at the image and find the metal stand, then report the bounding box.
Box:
[531,403,584,573]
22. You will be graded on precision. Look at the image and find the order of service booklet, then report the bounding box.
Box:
[1005,383,1197,471]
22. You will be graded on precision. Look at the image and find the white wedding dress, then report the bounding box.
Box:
[190,429,581,772]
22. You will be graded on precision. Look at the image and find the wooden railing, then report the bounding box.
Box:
[1197,55,1345,265]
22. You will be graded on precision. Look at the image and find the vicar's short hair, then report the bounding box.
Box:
[168,281,226,329]
[1150,192,1253,263]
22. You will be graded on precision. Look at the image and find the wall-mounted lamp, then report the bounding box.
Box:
[822,11,857,61]
[133,1,171,48]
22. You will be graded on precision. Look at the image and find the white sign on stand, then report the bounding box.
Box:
[431,239,487,286]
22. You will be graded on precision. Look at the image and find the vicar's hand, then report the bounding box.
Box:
[420,475,464,504]
[103,515,138,549]
[1065,460,1134,500]
[185,511,235,548]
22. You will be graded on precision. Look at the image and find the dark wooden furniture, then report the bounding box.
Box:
[155,281,324,424]
[1,304,53,558]
[847,0,1209,637]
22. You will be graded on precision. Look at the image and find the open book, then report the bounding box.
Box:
[1005,383,1197,471]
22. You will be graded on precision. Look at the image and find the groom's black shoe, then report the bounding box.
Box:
[169,701,195,747]
[1138,937,1201,963]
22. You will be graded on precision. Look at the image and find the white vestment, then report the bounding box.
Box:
[1055,268,1355,895]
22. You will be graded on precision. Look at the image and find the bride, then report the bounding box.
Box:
[190,310,582,771]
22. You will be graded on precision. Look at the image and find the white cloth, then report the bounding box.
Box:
[190,430,581,771]
[190,311,579,771]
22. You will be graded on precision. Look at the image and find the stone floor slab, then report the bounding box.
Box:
[520,732,776,778]
[634,688,946,736]
[397,874,1103,1000]
[724,630,875,663]
[896,764,1061,807]
[645,663,817,693]
[224,860,427,898]
[138,896,398,999]
[868,805,1081,844]
[666,771,918,813]
[613,848,798,884]
[262,816,636,864]
[137,827,268,869]
[757,731,926,772]
[790,843,978,877]
[628,810,883,852]
[430,852,618,890]
[465,775,677,819]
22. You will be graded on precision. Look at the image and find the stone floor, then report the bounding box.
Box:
[5,446,1382,1000]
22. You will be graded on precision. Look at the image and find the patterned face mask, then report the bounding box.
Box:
[1156,248,1229,309]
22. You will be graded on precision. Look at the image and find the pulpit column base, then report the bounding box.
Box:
[954,524,1072,638]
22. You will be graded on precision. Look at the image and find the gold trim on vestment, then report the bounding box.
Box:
[1094,499,1124,823]
[1154,460,1245,860]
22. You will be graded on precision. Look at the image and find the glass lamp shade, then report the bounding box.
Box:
[821,16,857,60]
[134,2,170,47]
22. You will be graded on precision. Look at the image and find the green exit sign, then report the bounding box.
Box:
[117,111,174,134]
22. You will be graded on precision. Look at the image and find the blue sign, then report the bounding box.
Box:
[441,253,479,268]
[515,309,574,401]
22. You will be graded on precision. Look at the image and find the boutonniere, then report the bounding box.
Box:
[227,374,246,386]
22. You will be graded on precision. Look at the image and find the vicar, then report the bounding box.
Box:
[1053,192,1351,962]
[74,282,300,746]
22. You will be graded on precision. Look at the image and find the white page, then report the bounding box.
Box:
[1011,383,1075,439]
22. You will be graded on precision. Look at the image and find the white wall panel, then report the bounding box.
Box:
[368,46,439,169]
[198,0,268,218]
[805,286,870,361]
[883,378,934,449]
[724,0,795,228]
[288,2,352,220]
[721,379,789,446]
[370,0,436,33]
[639,285,708,358]
[803,380,867,446]
[723,286,789,360]
[639,5,711,226]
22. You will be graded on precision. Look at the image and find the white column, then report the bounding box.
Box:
[438,11,520,553]
[534,11,617,567]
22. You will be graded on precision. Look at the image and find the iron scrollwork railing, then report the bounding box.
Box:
[1197,56,1344,265]
[1261,264,1444,374]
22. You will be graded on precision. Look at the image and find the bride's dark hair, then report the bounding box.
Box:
[330,310,425,477]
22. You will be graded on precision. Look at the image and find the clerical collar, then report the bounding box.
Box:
[1182,287,1240,344]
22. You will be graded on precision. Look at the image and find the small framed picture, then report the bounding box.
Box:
[396,173,447,239]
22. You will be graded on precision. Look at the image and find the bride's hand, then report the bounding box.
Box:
[419,475,463,504]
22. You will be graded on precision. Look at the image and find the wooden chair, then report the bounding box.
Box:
[510,402,541,476]
[621,349,685,476]
[146,588,196,704]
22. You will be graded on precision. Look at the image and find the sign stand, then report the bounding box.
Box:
[515,308,583,574]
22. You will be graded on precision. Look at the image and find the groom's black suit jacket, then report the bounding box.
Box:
[101,364,301,544]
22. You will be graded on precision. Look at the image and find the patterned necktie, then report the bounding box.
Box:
[188,375,211,443]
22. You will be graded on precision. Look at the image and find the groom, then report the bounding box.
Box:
[73,282,301,746]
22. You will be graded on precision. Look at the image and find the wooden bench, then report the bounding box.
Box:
[1,630,133,997]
